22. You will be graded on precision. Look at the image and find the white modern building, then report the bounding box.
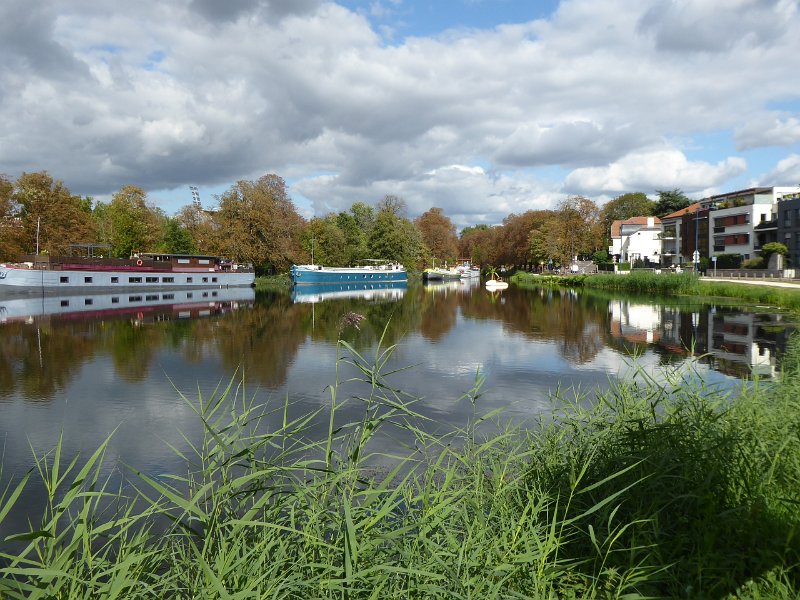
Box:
[708,188,795,260]
[609,216,662,264]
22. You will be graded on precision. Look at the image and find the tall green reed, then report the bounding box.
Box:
[0,325,798,598]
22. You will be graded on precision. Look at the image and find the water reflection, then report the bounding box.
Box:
[606,298,794,378]
[1,282,796,539]
[291,281,407,304]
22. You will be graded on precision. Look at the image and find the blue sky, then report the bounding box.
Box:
[1,0,799,228]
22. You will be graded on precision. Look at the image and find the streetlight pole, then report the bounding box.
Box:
[694,210,701,273]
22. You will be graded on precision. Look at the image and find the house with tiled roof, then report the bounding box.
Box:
[609,216,662,265]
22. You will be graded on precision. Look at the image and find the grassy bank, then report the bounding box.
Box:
[512,271,800,309]
[254,273,292,291]
[1,333,799,598]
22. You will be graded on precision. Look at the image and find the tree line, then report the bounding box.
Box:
[0,171,691,274]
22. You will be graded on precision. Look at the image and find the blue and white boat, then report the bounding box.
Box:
[290,260,407,285]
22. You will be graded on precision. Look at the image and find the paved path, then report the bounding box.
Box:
[701,277,800,290]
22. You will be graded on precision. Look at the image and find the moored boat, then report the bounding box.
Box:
[422,267,461,282]
[0,252,255,293]
[290,260,407,285]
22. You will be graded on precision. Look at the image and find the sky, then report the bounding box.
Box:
[1,0,800,229]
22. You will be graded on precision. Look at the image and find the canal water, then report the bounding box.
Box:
[0,279,796,536]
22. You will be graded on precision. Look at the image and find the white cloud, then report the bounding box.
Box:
[735,116,800,150]
[564,149,747,195]
[763,154,800,186]
[0,0,799,220]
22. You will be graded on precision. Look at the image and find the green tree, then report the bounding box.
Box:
[653,189,691,218]
[302,216,348,266]
[160,218,197,254]
[599,192,655,241]
[336,202,374,264]
[107,185,161,258]
[415,207,459,264]
[368,205,424,268]
[215,174,305,273]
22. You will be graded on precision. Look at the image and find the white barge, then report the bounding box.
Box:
[0,253,255,293]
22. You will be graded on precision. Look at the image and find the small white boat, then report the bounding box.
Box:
[485,279,508,290]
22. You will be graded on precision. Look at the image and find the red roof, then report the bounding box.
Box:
[610,216,661,238]
[661,202,700,220]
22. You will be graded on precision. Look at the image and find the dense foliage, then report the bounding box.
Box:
[0,169,694,274]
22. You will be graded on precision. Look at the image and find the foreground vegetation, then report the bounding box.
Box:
[1,327,799,598]
[512,271,800,310]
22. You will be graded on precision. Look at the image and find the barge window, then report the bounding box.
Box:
[162,293,174,300]
[187,292,193,298]
[84,276,93,283]
[128,277,142,283]
[202,277,209,283]
[177,259,190,264]
[60,276,69,283]
[199,259,210,265]
[146,277,159,283]
[163,277,174,283]
[186,277,193,283]
[202,292,209,297]
[146,295,158,301]
[111,277,119,283]
[129,295,142,302]
[111,297,119,304]
[84,299,93,305]
[212,277,218,283]
[60,300,69,307]
[212,291,218,297]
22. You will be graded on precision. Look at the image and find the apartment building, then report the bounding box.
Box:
[707,188,793,261]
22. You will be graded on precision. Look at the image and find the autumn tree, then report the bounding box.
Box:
[11,171,96,255]
[498,211,553,269]
[176,196,217,254]
[415,207,459,264]
[599,192,655,241]
[0,174,24,260]
[106,185,162,258]
[215,174,305,273]
[554,196,601,266]
[653,189,691,218]
[528,212,562,268]
[459,224,495,267]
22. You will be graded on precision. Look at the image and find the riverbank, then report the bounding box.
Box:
[1,329,798,598]
[511,271,800,310]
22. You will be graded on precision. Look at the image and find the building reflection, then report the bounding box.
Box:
[608,299,794,378]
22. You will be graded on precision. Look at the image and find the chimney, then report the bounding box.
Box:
[647,216,655,227]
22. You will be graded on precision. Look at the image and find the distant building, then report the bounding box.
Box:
[609,216,662,264]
